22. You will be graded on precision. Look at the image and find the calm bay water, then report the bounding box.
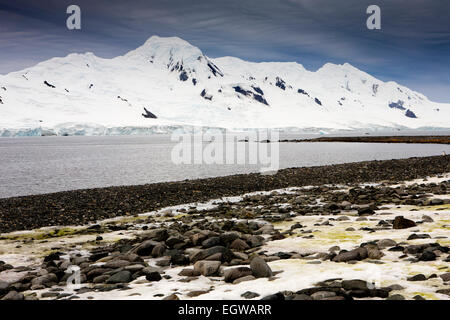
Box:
[0,134,449,198]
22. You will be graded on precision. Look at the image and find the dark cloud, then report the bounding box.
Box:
[0,0,449,102]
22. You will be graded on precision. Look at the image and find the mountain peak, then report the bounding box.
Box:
[123,35,223,79]
[125,35,203,63]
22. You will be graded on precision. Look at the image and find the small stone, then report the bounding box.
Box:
[407,274,427,282]
[178,269,201,277]
[387,294,405,300]
[241,291,260,299]
[233,275,256,284]
[377,239,397,249]
[292,294,313,300]
[93,275,109,283]
[162,294,179,300]
[261,292,285,300]
[439,273,450,282]
[145,271,162,282]
[407,234,431,240]
[103,259,131,269]
[311,291,336,300]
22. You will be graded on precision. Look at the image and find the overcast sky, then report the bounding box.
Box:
[1,0,449,102]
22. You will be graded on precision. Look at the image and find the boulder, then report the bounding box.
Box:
[250,256,273,278]
[106,271,132,284]
[342,279,369,291]
[223,267,252,283]
[229,239,250,251]
[201,237,221,249]
[145,271,162,282]
[440,273,450,282]
[144,228,169,241]
[134,240,160,256]
[193,260,221,276]
[1,290,24,300]
[332,247,368,262]
[393,216,416,229]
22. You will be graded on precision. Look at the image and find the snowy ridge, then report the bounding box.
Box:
[0,35,449,136]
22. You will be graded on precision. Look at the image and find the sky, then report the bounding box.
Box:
[1,0,450,102]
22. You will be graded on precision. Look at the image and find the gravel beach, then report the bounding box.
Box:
[0,155,449,233]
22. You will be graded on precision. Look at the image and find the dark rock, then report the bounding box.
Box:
[440,273,450,282]
[250,256,273,278]
[311,291,336,300]
[224,267,252,283]
[103,259,131,269]
[151,243,166,257]
[292,294,313,300]
[418,251,436,261]
[241,291,260,299]
[202,237,221,249]
[170,252,189,265]
[387,294,405,300]
[31,274,58,287]
[166,236,184,248]
[261,292,285,300]
[162,294,179,300]
[407,234,431,240]
[142,107,157,119]
[193,260,221,276]
[405,109,417,118]
[341,279,368,291]
[145,271,162,282]
[407,274,427,281]
[0,281,10,295]
[44,252,62,262]
[357,205,375,216]
[144,228,169,241]
[134,240,160,256]
[190,246,227,263]
[178,269,201,277]
[332,247,368,262]
[436,289,450,296]
[229,239,250,251]
[89,251,109,262]
[1,290,24,300]
[393,216,416,229]
[106,271,132,284]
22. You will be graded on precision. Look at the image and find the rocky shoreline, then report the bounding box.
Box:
[0,155,449,233]
[0,161,449,300]
[277,135,450,144]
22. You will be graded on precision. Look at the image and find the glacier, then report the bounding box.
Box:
[0,35,449,137]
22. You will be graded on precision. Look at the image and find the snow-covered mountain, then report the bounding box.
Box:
[0,35,449,136]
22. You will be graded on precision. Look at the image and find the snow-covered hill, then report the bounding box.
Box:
[0,35,449,136]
